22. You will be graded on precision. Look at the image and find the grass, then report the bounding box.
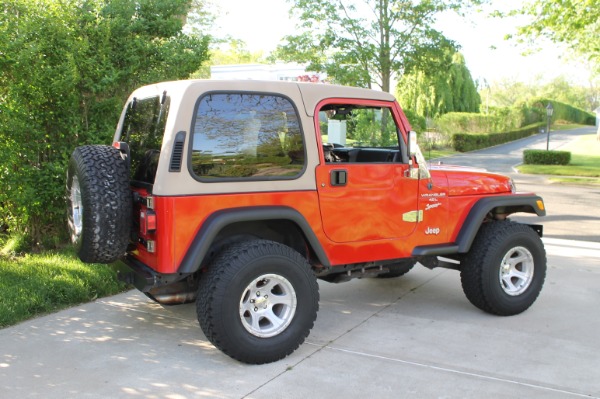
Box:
[422,147,457,160]
[517,134,600,183]
[0,246,127,328]
[551,122,588,131]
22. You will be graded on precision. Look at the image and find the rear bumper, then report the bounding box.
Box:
[113,257,156,292]
[114,256,190,293]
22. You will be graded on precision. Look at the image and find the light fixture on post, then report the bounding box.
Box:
[546,103,554,151]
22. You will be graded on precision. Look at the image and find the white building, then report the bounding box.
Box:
[210,63,325,82]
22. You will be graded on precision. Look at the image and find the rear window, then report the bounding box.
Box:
[120,94,170,184]
[190,93,305,180]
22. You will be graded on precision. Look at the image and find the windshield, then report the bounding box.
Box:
[120,94,170,185]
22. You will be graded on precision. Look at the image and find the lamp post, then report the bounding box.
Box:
[546,103,554,151]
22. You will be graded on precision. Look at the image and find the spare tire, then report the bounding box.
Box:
[66,145,132,263]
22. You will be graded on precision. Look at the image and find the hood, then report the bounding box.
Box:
[429,164,514,197]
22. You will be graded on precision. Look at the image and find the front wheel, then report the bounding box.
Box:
[460,221,546,316]
[196,240,319,364]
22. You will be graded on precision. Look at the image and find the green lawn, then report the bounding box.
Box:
[517,134,600,183]
[551,123,589,131]
[423,148,457,160]
[0,247,127,328]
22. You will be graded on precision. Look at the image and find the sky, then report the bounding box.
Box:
[209,0,594,87]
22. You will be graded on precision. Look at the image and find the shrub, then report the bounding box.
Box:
[402,108,426,132]
[523,150,571,165]
[452,122,545,152]
[434,98,594,139]
[435,108,528,135]
[0,0,210,250]
[528,98,595,126]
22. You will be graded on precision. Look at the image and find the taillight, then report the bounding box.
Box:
[140,209,157,235]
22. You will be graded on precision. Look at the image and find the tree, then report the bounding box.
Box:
[509,0,600,140]
[487,76,599,112]
[397,52,481,118]
[274,0,475,93]
[192,39,267,79]
[513,0,600,72]
[0,0,210,246]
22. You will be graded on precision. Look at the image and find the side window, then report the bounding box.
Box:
[121,95,170,184]
[319,105,406,163]
[191,93,305,180]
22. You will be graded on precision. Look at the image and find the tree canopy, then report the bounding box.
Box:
[0,0,210,245]
[484,76,599,112]
[192,39,267,79]
[274,0,476,93]
[397,52,481,119]
[513,0,600,72]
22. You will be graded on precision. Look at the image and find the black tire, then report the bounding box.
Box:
[377,260,416,278]
[460,221,546,316]
[66,145,131,263]
[196,239,319,364]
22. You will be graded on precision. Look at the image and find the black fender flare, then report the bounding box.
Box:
[177,206,331,274]
[412,195,545,256]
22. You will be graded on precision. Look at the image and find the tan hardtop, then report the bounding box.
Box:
[129,79,396,117]
[117,79,397,196]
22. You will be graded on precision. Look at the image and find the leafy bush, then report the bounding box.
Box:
[435,108,528,135]
[452,123,545,152]
[523,150,571,165]
[402,108,426,132]
[434,98,594,139]
[0,0,210,249]
[528,98,595,126]
[0,234,31,257]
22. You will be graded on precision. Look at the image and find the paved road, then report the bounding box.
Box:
[434,126,595,174]
[1,239,599,398]
[435,126,600,242]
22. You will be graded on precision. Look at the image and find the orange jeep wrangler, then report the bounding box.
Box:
[67,80,546,364]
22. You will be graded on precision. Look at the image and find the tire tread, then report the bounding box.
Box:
[460,221,546,316]
[67,145,131,263]
[196,239,319,364]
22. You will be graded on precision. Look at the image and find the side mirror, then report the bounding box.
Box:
[408,130,418,156]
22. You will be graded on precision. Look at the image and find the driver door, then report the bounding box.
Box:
[315,100,419,243]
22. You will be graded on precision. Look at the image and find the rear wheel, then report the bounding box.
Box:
[66,145,131,263]
[460,221,546,316]
[196,239,319,364]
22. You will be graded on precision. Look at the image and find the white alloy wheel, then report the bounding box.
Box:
[499,246,535,296]
[239,274,297,338]
[68,175,83,243]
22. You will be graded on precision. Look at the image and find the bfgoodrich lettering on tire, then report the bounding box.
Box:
[66,145,132,263]
[460,221,546,316]
[196,239,319,364]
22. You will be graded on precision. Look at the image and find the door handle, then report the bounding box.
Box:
[330,169,347,186]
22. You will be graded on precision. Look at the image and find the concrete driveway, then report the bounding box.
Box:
[1,238,599,398]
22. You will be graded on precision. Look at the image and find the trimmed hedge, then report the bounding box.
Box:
[452,122,545,152]
[529,97,596,126]
[444,97,594,152]
[523,149,571,165]
[435,106,541,136]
